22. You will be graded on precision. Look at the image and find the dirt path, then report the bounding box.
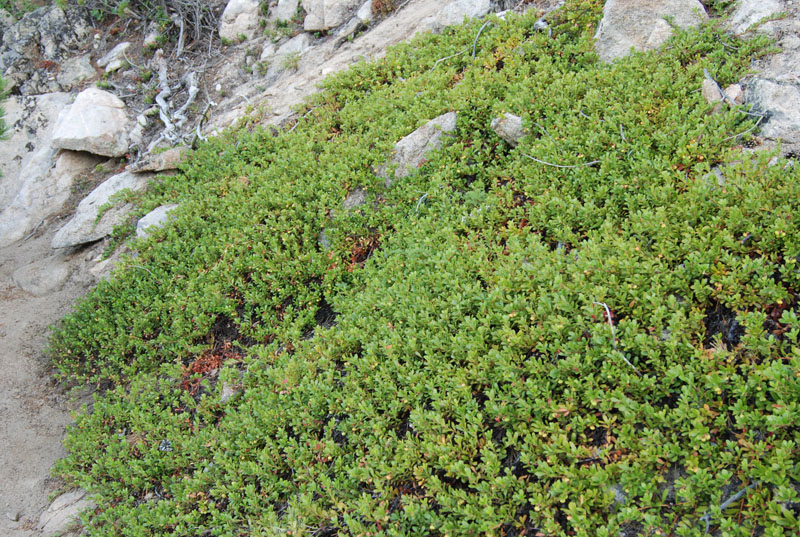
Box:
[0,222,101,536]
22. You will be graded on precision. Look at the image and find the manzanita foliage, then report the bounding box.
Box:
[50,2,799,536]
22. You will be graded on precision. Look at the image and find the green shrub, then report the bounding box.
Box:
[50,2,800,536]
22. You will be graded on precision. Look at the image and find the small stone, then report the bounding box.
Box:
[130,146,189,173]
[356,0,372,23]
[12,256,71,296]
[491,113,525,147]
[220,382,243,404]
[379,112,458,187]
[702,78,722,104]
[343,187,367,210]
[723,84,744,105]
[5,511,20,522]
[135,204,180,238]
[97,41,131,68]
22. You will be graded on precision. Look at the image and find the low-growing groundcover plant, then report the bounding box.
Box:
[49,2,800,535]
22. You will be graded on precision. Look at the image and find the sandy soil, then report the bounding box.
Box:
[0,221,102,536]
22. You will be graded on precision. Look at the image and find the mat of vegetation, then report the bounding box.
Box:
[48,2,800,536]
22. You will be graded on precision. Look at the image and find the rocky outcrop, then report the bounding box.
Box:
[56,54,97,89]
[379,112,458,187]
[273,0,301,22]
[0,5,91,94]
[136,204,180,238]
[748,80,800,143]
[52,88,131,158]
[594,0,707,62]
[302,0,363,31]
[0,150,103,248]
[220,0,262,41]
[51,170,153,249]
[729,0,783,34]
[0,92,72,213]
[38,489,95,537]
[422,0,492,33]
[491,113,525,147]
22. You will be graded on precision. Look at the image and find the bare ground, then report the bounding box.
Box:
[0,220,102,536]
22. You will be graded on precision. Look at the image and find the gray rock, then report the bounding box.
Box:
[763,48,800,85]
[491,113,525,147]
[143,24,162,48]
[302,0,362,31]
[594,0,707,62]
[97,41,131,73]
[0,6,91,94]
[273,0,300,22]
[702,78,722,104]
[12,255,71,296]
[52,87,130,157]
[136,203,179,238]
[38,489,95,537]
[129,146,190,173]
[220,381,243,404]
[220,0,261,41]
[56,54,96,88]
[379,111,458,187]
[343,187,367,209]
[51,170,153,249]
[748,79,800,143]
[357,0,373,23]
[0,150,103,247]
[0,92,72,213]
[267,33,313,77]
[729,0,783,34]
[0,8,13,31]
[422,0,492,33]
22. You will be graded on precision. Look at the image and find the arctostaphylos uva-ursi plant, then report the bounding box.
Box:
[49,2,799,536]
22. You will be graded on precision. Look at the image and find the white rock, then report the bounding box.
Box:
[0,93,73,212]
[38,489,95,537]
[12,255,71,296]
[97,41,131,71]
[57,54,96,88]
[748,79,800,143]
[0,151,103,247]
[729,0,783,34]
[220,0,261,41]
[136,203,179,238]
[380,111,458,187]
[52,88,130,157]
[302,0,362,31]
[273,0,300,21]
[357,0,372,23]
[594,0,707,62]
[51,170,153,249]
[491,113,525,147]
[422,0,492,33]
